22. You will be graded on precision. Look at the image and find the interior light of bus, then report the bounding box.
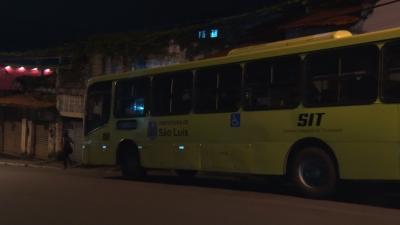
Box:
[134,105,144,111]
[138,145,143,150]
[101,145,108,151]
[128,99,145,115]
[17,67,26,72]
[178,145,185,151]
[5,66,12,71]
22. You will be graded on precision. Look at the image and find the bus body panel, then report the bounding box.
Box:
[332,142,400,180]
[84,124,114,165]
[83,102,400,180]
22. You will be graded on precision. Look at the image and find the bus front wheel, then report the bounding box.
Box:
[120,149,145,179]
[291,147,337,198]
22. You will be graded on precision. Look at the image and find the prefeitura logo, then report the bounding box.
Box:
[147,121,158,140]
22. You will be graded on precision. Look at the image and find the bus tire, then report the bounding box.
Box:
[291,147,337,198]
[175,169,197,179]
[120,148,145,179]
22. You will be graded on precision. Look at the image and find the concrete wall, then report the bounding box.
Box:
[57,94,84,118]
[90,54,104,77]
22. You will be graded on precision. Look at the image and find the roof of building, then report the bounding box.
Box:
[281,6,363,30]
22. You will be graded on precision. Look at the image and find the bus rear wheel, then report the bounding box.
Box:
[120,149,145,179]
[291,147,337,198]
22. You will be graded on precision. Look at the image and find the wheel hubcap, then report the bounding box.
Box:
[299,157,328,188]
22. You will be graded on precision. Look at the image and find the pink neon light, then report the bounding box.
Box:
[44,68,52,75]
[31,68,40,75]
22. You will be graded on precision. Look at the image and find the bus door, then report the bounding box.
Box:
[84,81,113,165]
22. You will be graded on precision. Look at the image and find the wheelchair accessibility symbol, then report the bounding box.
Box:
[230,113,241,128]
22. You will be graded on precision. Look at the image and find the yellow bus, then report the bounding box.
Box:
[83,27,400,197]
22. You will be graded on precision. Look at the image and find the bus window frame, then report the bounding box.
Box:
[114,76,150,119]
[242,55,302,111]
[171,71,195,115]
[193,63,243,114]
[151,70,194,117]
[381,39,400,103]
[84,81,112,136]
[303,43,379,108]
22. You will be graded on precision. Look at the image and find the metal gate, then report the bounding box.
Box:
[35,122,49,159]
[3,121,21,156]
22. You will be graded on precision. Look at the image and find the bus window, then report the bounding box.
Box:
[84,82,111,135]
[305,45,378,106]
[195,65,241,113]
[195,68,218,113]
[383,40,400,102]
[152,71,193,116]
[218,65,242,112]
[244,56,300,110]
[115,77,150,118]
[171,72,193,114]
[152,75,173,115]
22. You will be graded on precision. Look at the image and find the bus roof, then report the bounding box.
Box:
[227,30,353,56]
[88,27,400,85]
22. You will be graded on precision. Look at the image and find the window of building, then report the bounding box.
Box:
[382,40,400,102]
[243,56,301,110]
[210,29,219,38]
[195,65,242,113]
[84,82,111,135]
[152,71,193,116]
[115,77,150,118]
[198,30,207,39]
[305,45,378,106]
[198,28,220,40]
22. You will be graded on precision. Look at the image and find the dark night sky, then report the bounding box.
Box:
[0,0,276,51]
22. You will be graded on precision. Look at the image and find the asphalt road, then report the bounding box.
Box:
[1,165,400,225]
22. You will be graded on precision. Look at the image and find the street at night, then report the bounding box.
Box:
[1,165,400,225]
[3,1,400,224]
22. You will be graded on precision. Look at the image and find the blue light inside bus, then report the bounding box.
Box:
[128,98,145,115]
[210,29,219,38]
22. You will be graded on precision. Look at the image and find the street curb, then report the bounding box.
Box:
[0,161,28,167]
[0,161,62,170]
[0,160,117,172]
[27,164,62,170]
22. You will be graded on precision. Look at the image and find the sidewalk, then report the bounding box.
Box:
[0,152,120,175]
[0,152,65,169]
